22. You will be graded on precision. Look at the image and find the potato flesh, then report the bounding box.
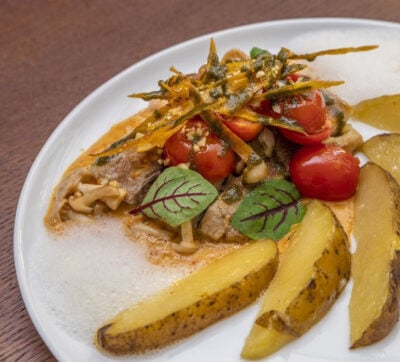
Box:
[241,200,350,359]
[350,162,400,347]
[96,239,278,355]
[362,133,400,185]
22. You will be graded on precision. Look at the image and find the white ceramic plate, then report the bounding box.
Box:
[15,18,400,362]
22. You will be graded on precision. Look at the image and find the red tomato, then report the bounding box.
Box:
[223,117,263,141]
[163,119,235,182]
[192,135,236,181]
[255,99,280,118]
[290,144,360,201]
[279,120,333,145]
[280,90,327,133]
[277,90,332,145]
[163,119,204,166]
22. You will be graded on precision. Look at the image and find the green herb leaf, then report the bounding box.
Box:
[231,179,306,241]
[250,47,269,59]
[130,167,218,227]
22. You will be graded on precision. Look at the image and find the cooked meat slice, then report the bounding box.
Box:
[271,133,298,177]
[90,148,162,205]
[199,177,249,243]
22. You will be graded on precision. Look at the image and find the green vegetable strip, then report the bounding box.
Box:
[289,45,378,61]
[252,80,344,102]
[200,110,260,164]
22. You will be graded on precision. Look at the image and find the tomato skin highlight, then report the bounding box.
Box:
[290,144,360,201]
[163,119,235,182]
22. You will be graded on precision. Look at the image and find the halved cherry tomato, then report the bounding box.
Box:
[280,90,327,133]
[277,90,332,145]
[290,144,360,201]
[222,117,263,141]
[163,119,235,182]
[256,90,331,145]
[279,120,333,145]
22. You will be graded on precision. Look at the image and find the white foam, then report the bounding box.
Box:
[286,28,400,105]
[28,217,190,342]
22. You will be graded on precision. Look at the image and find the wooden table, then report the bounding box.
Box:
[1,1,399,360]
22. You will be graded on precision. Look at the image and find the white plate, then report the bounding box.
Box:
[15,18,400,362]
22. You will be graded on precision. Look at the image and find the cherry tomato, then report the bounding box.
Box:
[255,99,280,118]
[222,117,263,141]
[163,119,235,182]
[290,144,360,201]
[280,90,327,133]
[279,120,333,145]
[192,135,236,181]
[277,90,332,145]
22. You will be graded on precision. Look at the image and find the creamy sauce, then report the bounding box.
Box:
[353,94,400,132]
[45,102,240,268]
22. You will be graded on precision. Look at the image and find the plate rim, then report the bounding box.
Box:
[14,17,400,361]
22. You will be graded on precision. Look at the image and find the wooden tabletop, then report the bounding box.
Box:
[1,1,399,361]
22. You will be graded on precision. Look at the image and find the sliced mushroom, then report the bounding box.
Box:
[46,167,93,225]
[68,185,127,214]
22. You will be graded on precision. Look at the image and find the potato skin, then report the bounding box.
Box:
[96,253,278,355]
[242,201,351,359]
[350,163,400,348]
[256,214,350,336]
[351,250,400,348]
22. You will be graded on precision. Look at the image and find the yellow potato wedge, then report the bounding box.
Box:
[353,94,400,132]
[361,133,400,185]
[350,162,400,348]
[241,200,351,359]
[96,239,278,355]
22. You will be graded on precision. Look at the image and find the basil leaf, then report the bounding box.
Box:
[131,167,218,227]
[232,179,306,241]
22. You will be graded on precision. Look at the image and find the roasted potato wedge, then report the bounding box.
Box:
[241,200,351,359]
[361,133,400,185]
[96,239,278,355]
[350,162,400,348]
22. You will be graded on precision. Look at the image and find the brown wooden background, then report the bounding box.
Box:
[1,0,399,360]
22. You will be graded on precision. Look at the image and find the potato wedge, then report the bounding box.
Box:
[361,133,400,185]
[350,162,400,348]
[241,200,350,359]
[96,239,278,355]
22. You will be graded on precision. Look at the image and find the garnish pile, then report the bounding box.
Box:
[96,40,375,244]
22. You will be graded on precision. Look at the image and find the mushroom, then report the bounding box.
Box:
[172,220,199,255]
[324,125,363,154]
[46,167,93,225]
[68,184,127,214]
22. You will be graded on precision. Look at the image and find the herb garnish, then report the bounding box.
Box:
[130,167,218,227]
[232,179,306,241]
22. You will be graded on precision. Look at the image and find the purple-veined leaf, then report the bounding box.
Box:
[232,179,306,241]
[130,167,218,227]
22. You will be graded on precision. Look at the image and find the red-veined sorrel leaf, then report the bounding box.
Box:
[232,179,306,241]
[130,167,218,227]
